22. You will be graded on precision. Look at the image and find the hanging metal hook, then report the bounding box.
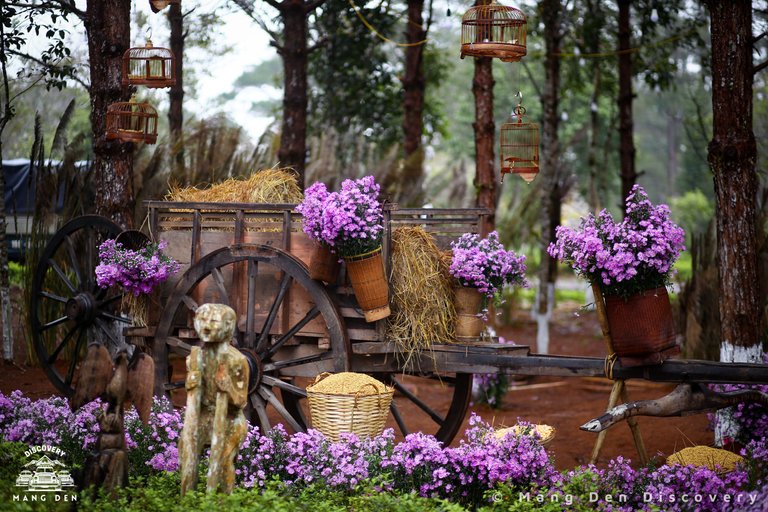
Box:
[514,91,526,117]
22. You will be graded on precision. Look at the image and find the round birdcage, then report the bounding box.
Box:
[460,1,527,62]
[122,39,175,88]
[149,0,180,13]
[500,103,539,183]
[105,96,158,145]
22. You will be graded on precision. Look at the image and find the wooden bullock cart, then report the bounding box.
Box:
[29,202,768,446]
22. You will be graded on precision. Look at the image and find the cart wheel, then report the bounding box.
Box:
[376,372,473,445]
[30,215,132,396]
[154,244,350,434]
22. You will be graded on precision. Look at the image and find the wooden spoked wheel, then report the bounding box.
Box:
[153,244,350,434]
[377,372,473,444]
[30,215,130,396]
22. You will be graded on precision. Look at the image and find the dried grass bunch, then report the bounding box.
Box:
[387,227,456,368]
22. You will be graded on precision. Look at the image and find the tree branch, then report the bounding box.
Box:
[269,39,285,55]
[307,37,327,53]
[6,49,89,91]
[754,59,768,75]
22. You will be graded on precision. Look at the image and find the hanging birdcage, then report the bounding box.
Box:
[500,102,539,183]
[460,1,527,62]
[122,40,175,88]
[149,0,180,13]
[105,96,158,145]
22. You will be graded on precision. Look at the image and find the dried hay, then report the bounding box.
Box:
[494,424,556,446]
[308,372,391,396]
[165,167,303,204]
[666,446,743,474]
[387,226,456,369]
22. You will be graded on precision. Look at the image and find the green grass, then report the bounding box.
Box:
[673,253,692,283]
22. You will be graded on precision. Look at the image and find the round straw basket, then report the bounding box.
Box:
[306,372,394,442]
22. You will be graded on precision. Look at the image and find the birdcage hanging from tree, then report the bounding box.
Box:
[122,40,175,88]
[460,1,527,62]
[500,97,539,183]
[106,96,159,144]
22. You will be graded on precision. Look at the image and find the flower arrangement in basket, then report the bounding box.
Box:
[547,185,686,365]
[449,231,528,339]
[296,176,389,321]
[95,238,179,326]
[306,372,394,442]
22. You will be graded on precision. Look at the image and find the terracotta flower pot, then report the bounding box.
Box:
[344,248,390,322]
[603,287,679,367]
[309,243,340,283]
[454,285,485,340]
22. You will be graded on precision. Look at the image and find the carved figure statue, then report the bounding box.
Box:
[179,303,249,495]
[73,346,154,497]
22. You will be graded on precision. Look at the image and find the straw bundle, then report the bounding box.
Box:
[387,227,456,367]
[494,424,556,446]
[666,446,743,474]
[166,167,303,204]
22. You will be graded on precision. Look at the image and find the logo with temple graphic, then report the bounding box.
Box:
[12,445,77,503]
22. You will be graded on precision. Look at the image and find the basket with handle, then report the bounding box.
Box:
[306,372,394,442]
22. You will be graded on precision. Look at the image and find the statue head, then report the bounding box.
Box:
[193,303,236,344]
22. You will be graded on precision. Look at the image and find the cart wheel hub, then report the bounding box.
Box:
[65,293,97,324]
[240,349,263,393]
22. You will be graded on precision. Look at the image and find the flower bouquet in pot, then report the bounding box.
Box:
[449,231,528,340]
[296,182,341,284]
[297,176,389,322]
[95,238,179,326]
[547,185,686,366]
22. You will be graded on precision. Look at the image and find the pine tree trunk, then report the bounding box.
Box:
[401,0,426,206]
[618,0,636,204]
[85,0,134,228]
[707,0,762,445]
[472,56,495,235]
[279,1,309,187]
[168,2,185,180]
[536,0,563,355]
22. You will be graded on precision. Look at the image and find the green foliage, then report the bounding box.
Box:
[669,189,714,242]
[673,252,692,283]
[307,1,402,153]
[76,473,471,512]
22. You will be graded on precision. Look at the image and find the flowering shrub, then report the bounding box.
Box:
[295,182,330,242]
[449,231,528,304]
[548,185,685,298]
[123,396,183,476]
[295,176,384,258]
[2,390,765,509]
[95,239,180,296]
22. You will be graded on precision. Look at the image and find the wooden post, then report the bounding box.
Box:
[589,283,649,465]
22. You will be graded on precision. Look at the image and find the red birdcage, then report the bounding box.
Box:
[122,40,175,88]
[460,1,527,62]
[149,0,180,13]
[500,102,539,183]
[105,96,158,145]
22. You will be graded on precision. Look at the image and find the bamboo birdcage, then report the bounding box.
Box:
[460,1,527,62]
[500,103,539,183]
[105,96,159,145]
[149,0,180,13]
[122,40,175,88]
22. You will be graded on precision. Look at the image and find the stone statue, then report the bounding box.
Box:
[179,303,249,495]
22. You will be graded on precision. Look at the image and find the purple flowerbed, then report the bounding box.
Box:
[1,390,765,509]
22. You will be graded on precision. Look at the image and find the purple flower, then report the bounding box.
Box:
[548,185,685,298]
[450,231,528,303]
[95,239,180,296]
[296,176,384,258]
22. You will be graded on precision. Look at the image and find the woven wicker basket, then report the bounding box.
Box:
[306,372,394,442]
